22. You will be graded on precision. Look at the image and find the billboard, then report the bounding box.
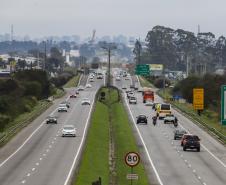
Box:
[149,64,163,71]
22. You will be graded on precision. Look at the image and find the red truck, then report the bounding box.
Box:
[143,88,154,103]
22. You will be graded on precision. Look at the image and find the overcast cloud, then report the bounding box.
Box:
[0,0,226,38]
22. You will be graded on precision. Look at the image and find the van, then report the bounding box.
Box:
[156,103,171,119]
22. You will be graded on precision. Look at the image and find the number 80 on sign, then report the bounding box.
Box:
[125,152,140,167]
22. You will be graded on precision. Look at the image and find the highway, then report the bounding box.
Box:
[0,74,105,185]
[113,70,226,185]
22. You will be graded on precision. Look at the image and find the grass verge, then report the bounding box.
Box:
[63,74,81,88]
[0,100,52,147]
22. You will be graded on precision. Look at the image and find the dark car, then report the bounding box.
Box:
[174,129,187,140]
[181,134,200,152]
[130,84,135,89]
[136,115,148,124]
[46,116,57,124]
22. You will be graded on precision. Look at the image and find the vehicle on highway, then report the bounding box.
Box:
[156,103,172,119]
[46,115,57,124]
[78,85,85,91]
[69,94,77,98]
[122,86,127,90]
[130,84,135,89]
[125,76,130,80]
[126,89,132,93]
[129,96,137,104]
[116,76,121,81]
[89,78,94,82]
[60,101,70,108]
[97,74,103,79]
[136,115,148,124]
[62,125,76,137]
[137,87,143,93]
[58,105,68,112]
[127,91,135,99]
[174,129,187,140]
[86,83,92,88]
[75,90,79,95]
[164,114,177,124]
[134,85,139,90]
[81,98,91,105]
[145,99,154,106]
[181,134,201,152]
[143,87,154,103]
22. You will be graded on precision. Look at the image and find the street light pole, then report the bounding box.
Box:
[108,48,111,87]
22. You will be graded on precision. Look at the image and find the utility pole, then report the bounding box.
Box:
[44,41,46,71]
[101,43,116,87]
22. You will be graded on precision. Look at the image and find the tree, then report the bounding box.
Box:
[133,40,142,64]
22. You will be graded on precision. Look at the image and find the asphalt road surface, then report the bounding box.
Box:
[0,74,105,185]
[113,69,226,185]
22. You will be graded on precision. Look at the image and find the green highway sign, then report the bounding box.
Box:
[135,64,150,75]
[221,85,226,125]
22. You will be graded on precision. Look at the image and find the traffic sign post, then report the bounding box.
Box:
[135,64,150,76]
[125,152,140,185]
[193,88,204,112]
[221,85,226,125]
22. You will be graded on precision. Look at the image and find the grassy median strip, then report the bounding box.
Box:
[64,74,81,88]
[74,87,149,185]
[111,90,149,185]
[74,92,110,185]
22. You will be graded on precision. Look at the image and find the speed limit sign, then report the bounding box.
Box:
[125,152,140,167]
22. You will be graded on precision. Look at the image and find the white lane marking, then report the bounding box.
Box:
[188,164,192,168]
[178,123,226,168]
[46,149,49,152]
[43,154,46,156]
[54,137,57,140]
[32,168,35,171]
[193,169,196,173]
[39,158,42,161]
[63,92,97,185]
[27,173,31,177]
[36,163,39,166]
[49,145,52,148]
[123,92,164,185]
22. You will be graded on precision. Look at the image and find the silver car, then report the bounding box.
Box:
[62,125,76,137]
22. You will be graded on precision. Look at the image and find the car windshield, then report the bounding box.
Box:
[161,104,171,110]
[64,126,74,130]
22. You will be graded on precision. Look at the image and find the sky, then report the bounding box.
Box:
[1,0,226,39]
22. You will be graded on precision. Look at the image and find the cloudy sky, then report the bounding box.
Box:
[0,0,226,39]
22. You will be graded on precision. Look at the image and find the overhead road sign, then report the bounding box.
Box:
[221,85,226,125]
[149,64,163,71]
[135,64,150,75]
[193,88,204,110]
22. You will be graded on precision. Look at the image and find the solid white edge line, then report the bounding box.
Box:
[63,91,97,185]
[178,123,226,168]
[123,92,164,185]
[137,75,226,168]
[0,75,85,168]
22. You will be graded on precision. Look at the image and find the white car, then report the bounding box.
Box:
[58,105,68,112]
[86,84,92,88]
[116,76,121,81]
[81,98,91,105]
[129,96,137,104]
[62,125,76,137]
[145,100,154,106]
[89,78,94,82]
[78,85,85,91]
[164,114,176,124]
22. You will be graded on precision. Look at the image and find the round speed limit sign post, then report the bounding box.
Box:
[125,152,140,185]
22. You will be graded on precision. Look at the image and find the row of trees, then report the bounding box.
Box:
[0,70,54,131]
[134,26,226,73]
[173,73,226,110]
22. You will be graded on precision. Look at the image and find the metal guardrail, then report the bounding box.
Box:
[157,91,226,144]
[0,102,52,146]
